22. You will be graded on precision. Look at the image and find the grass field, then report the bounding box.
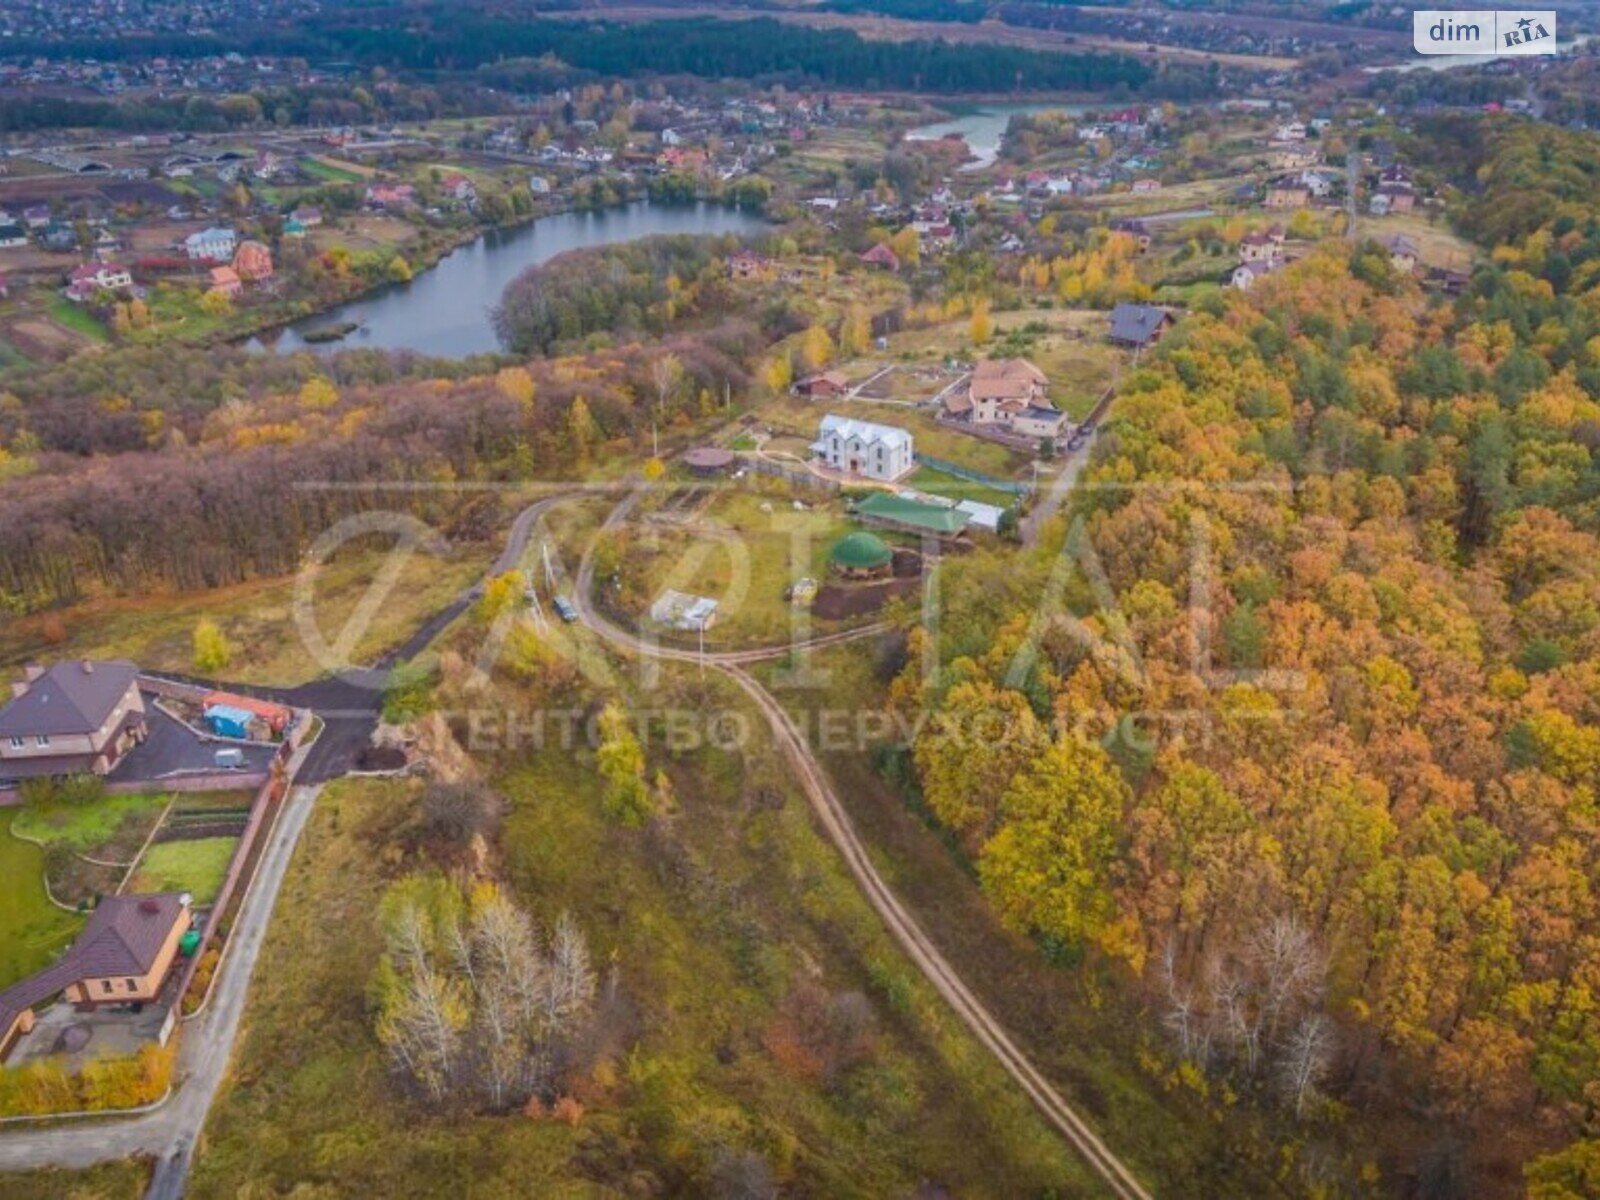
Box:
[907,464,1018,509]
[0,1161,151,1200]
[44,295,108,344]
[130,838,239,905]
[188,661,1098,1197]
[11,793,170,853]
[0,544,490,687]
[612,486,859,647]
[299,156,368,183]
[1362,210,1476,271]
[0,831,82,991]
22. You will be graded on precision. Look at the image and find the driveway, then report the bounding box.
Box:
[108,701,276,785]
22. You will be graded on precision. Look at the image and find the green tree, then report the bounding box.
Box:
[192,618,233,674]
[978,734,1128,953]
[596,702,651,824]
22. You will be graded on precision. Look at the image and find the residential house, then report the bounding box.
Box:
[528,175,552,195]
[184,227,236,262]
[1374,182,1415,214]
[860,243,900,272]
[795,371,849,399]
[1239,229,1283,261]
[209,265,242,297]
[22,205,51,230]
[0,894,192,1062]
[1108,302,1175,349]
[812,414,915,483]
[0,660,146,781]
[1265,177,1310,210]
[289,205,323,228]
[959,358,1068,440]
[232,240,273,283]
[0,223,25,249]
[1383,234,1418,274]
[1274,120,1308,142]
[726,249,772,281]
[365,183,416,210]
[1300,169,1337,198]
[440,173,477,204]
[64,262,133,302]
[1231,258,1285,290]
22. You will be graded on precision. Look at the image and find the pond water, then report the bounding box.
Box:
[248,200,770,358]
[905,102,1092,170]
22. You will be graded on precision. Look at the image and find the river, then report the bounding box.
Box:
[248,200,770,358]
[905,102,1091,171]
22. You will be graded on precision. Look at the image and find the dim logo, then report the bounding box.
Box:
[1412,10,1557,55]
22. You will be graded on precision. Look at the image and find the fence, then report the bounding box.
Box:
[913,452,1032,497]
[738,454,841,495]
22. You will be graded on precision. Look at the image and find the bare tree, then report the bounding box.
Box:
[1278,1013,1336,1118]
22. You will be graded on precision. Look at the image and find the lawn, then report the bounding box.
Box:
[907,464,1019,509]
[11,792,170,853]
[0,544,491,687]
[299,155,368,183]
[0,830,82,991]
[129,837,238,905]
[610,485,862,648]
[44,296,109,344]
[188,664,1096,1197]
[1363,210,1476,271]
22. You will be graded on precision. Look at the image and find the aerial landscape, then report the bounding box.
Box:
[1,1,1600,1197]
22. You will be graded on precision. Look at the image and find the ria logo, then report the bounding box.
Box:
[1412,9,1558,56]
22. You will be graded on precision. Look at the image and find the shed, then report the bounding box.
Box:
[854,492,971,540]
[203,704,255,740]
[831,532,893,578]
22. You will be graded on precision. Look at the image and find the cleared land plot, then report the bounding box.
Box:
[759,393,1032,479]
[130,837,239,905]
[0,546,490,687]
[1363,211,1475,271]
[613,486,860,646]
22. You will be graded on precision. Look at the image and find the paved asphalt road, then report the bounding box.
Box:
[0,780,322,1186]
[0,493,582,1192]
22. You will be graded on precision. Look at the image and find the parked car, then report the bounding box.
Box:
[214,747,246,769]
[553,596,578,623]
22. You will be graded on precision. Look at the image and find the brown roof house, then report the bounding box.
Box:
[1265,176,1310,210]
[962,358,1068,441]
[0,660,147,782]
[0,893,192,1061]
[795,370,849,399]
[860,242,901,272]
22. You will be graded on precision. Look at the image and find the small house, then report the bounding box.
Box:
[830,532,893,580]
[232,240,273,283]
[184,227,237,262]
[795,371,849,400]
[208,266,242,298]
[860,243,900,272]
[1108,303,1175,349]
[1265,178,1310,210]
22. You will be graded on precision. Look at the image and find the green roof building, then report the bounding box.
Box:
[831,531,894,576]
[854,491,971,539]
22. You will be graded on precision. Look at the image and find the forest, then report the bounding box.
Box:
[891,118,1600,1193]
[0,318,761,610]
[5,13,1157,95]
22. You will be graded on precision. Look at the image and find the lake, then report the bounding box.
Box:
[905,102,1091,171]
[249,200,770,358]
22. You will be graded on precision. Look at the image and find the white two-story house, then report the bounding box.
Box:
[812,415,915,483]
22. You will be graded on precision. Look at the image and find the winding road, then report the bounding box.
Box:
[573,490,1151,1200]
[0,481,1150,1200]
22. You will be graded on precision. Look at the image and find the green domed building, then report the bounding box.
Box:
[831,531,893,579]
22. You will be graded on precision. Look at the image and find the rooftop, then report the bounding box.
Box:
[0,660,138,739]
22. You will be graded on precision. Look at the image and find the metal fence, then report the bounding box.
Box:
[913,452,1033,497]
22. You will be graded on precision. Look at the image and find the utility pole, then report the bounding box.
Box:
[1346,152,1360,241]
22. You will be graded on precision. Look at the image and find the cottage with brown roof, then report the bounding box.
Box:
[0,894,192,1062]
[0,660,146,782]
